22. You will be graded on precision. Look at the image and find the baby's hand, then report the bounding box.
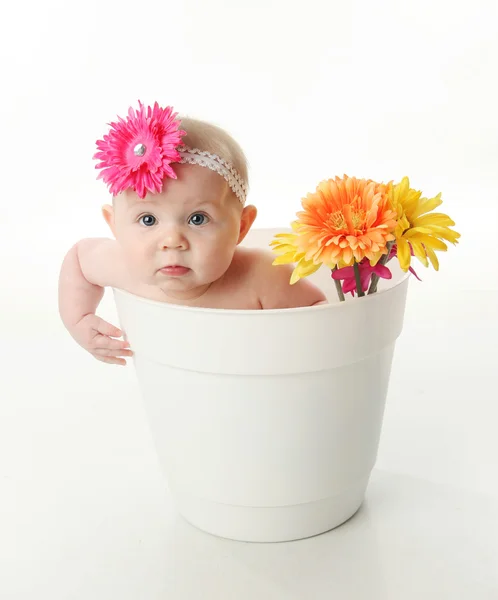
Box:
[71,314,133,366]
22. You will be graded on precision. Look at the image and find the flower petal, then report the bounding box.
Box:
[397,238,411,271]
[424,245,440,271]
[409,265,422,280]
[409,240,429,267]
[332,266,355,280]
[272,253,300,265]
[410,193,442,219]
[372,264,392,279]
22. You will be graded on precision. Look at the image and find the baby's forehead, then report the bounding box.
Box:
[115,187,228,212]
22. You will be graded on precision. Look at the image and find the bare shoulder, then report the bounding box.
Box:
[77,237,129,288]
[238,247,327,309]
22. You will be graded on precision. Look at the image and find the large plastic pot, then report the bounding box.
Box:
[113,228,409,542]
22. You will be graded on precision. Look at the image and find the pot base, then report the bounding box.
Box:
[175,477,368,543]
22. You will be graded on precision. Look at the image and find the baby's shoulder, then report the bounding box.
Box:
[78,237,129,288]
[230,247,278,279]
[232,246,326,309]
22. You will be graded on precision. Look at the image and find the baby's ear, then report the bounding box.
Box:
[237,204,257,244]
[101,204,115,235]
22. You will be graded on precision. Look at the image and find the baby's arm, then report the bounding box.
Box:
[254,250,327,309]
[58,238,133,366]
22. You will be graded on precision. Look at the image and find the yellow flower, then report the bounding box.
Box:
[390,177,460,271]
[270,222,321,284]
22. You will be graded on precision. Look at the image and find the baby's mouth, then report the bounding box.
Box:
[159,265,190,276]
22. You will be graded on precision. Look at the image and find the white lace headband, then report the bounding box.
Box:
[178,145,248,205]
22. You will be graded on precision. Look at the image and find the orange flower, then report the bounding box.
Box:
[294,175,397,267]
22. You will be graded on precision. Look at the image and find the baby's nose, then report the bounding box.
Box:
[161,227,188,249]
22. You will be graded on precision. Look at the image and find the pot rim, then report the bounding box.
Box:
[112,270,410,315]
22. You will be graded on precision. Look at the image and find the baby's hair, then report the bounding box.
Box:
[179,116,249,194]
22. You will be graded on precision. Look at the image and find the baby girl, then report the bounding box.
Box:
[58,102,326,365]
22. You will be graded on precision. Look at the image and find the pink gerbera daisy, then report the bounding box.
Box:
[93,101,186,199]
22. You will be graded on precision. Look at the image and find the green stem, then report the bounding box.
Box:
[367,241,395,295]
[332,266,346,302]
[353,262,365,297]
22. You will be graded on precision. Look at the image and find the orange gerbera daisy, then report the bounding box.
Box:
[294,175,397,267]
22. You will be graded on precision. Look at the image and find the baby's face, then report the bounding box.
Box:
[109,164,247,300]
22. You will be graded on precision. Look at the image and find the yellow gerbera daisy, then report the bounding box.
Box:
[390,177,460,271]
[269,222,321,284]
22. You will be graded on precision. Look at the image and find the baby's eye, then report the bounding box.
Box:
[188,213,209,226]
[139,214,156,227]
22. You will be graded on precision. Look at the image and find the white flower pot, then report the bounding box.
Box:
[113,228,410,542]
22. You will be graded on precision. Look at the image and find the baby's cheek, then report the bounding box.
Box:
[204,250,233,278]
[125,248,151,278]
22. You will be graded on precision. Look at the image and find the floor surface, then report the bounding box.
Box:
[1,245,497,599]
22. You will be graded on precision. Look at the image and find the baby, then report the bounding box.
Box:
[58,102,326,366]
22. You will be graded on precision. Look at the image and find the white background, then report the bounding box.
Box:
[1,0,497,598]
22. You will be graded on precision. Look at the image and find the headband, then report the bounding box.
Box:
[93,101,247,204]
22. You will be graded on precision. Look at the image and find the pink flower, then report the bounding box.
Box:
[332,259,393,296]
[93,101,186,199]
[332,245,422,297]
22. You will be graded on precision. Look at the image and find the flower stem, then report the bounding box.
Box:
[332,266,346,302]
[353,262,365,297]
[368,241,394,295]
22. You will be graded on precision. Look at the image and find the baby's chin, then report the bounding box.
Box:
[156,279,215,302]
[153,271,212,291]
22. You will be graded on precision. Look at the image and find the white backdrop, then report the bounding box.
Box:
[1,0,497,291]
[1,1,498,598]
